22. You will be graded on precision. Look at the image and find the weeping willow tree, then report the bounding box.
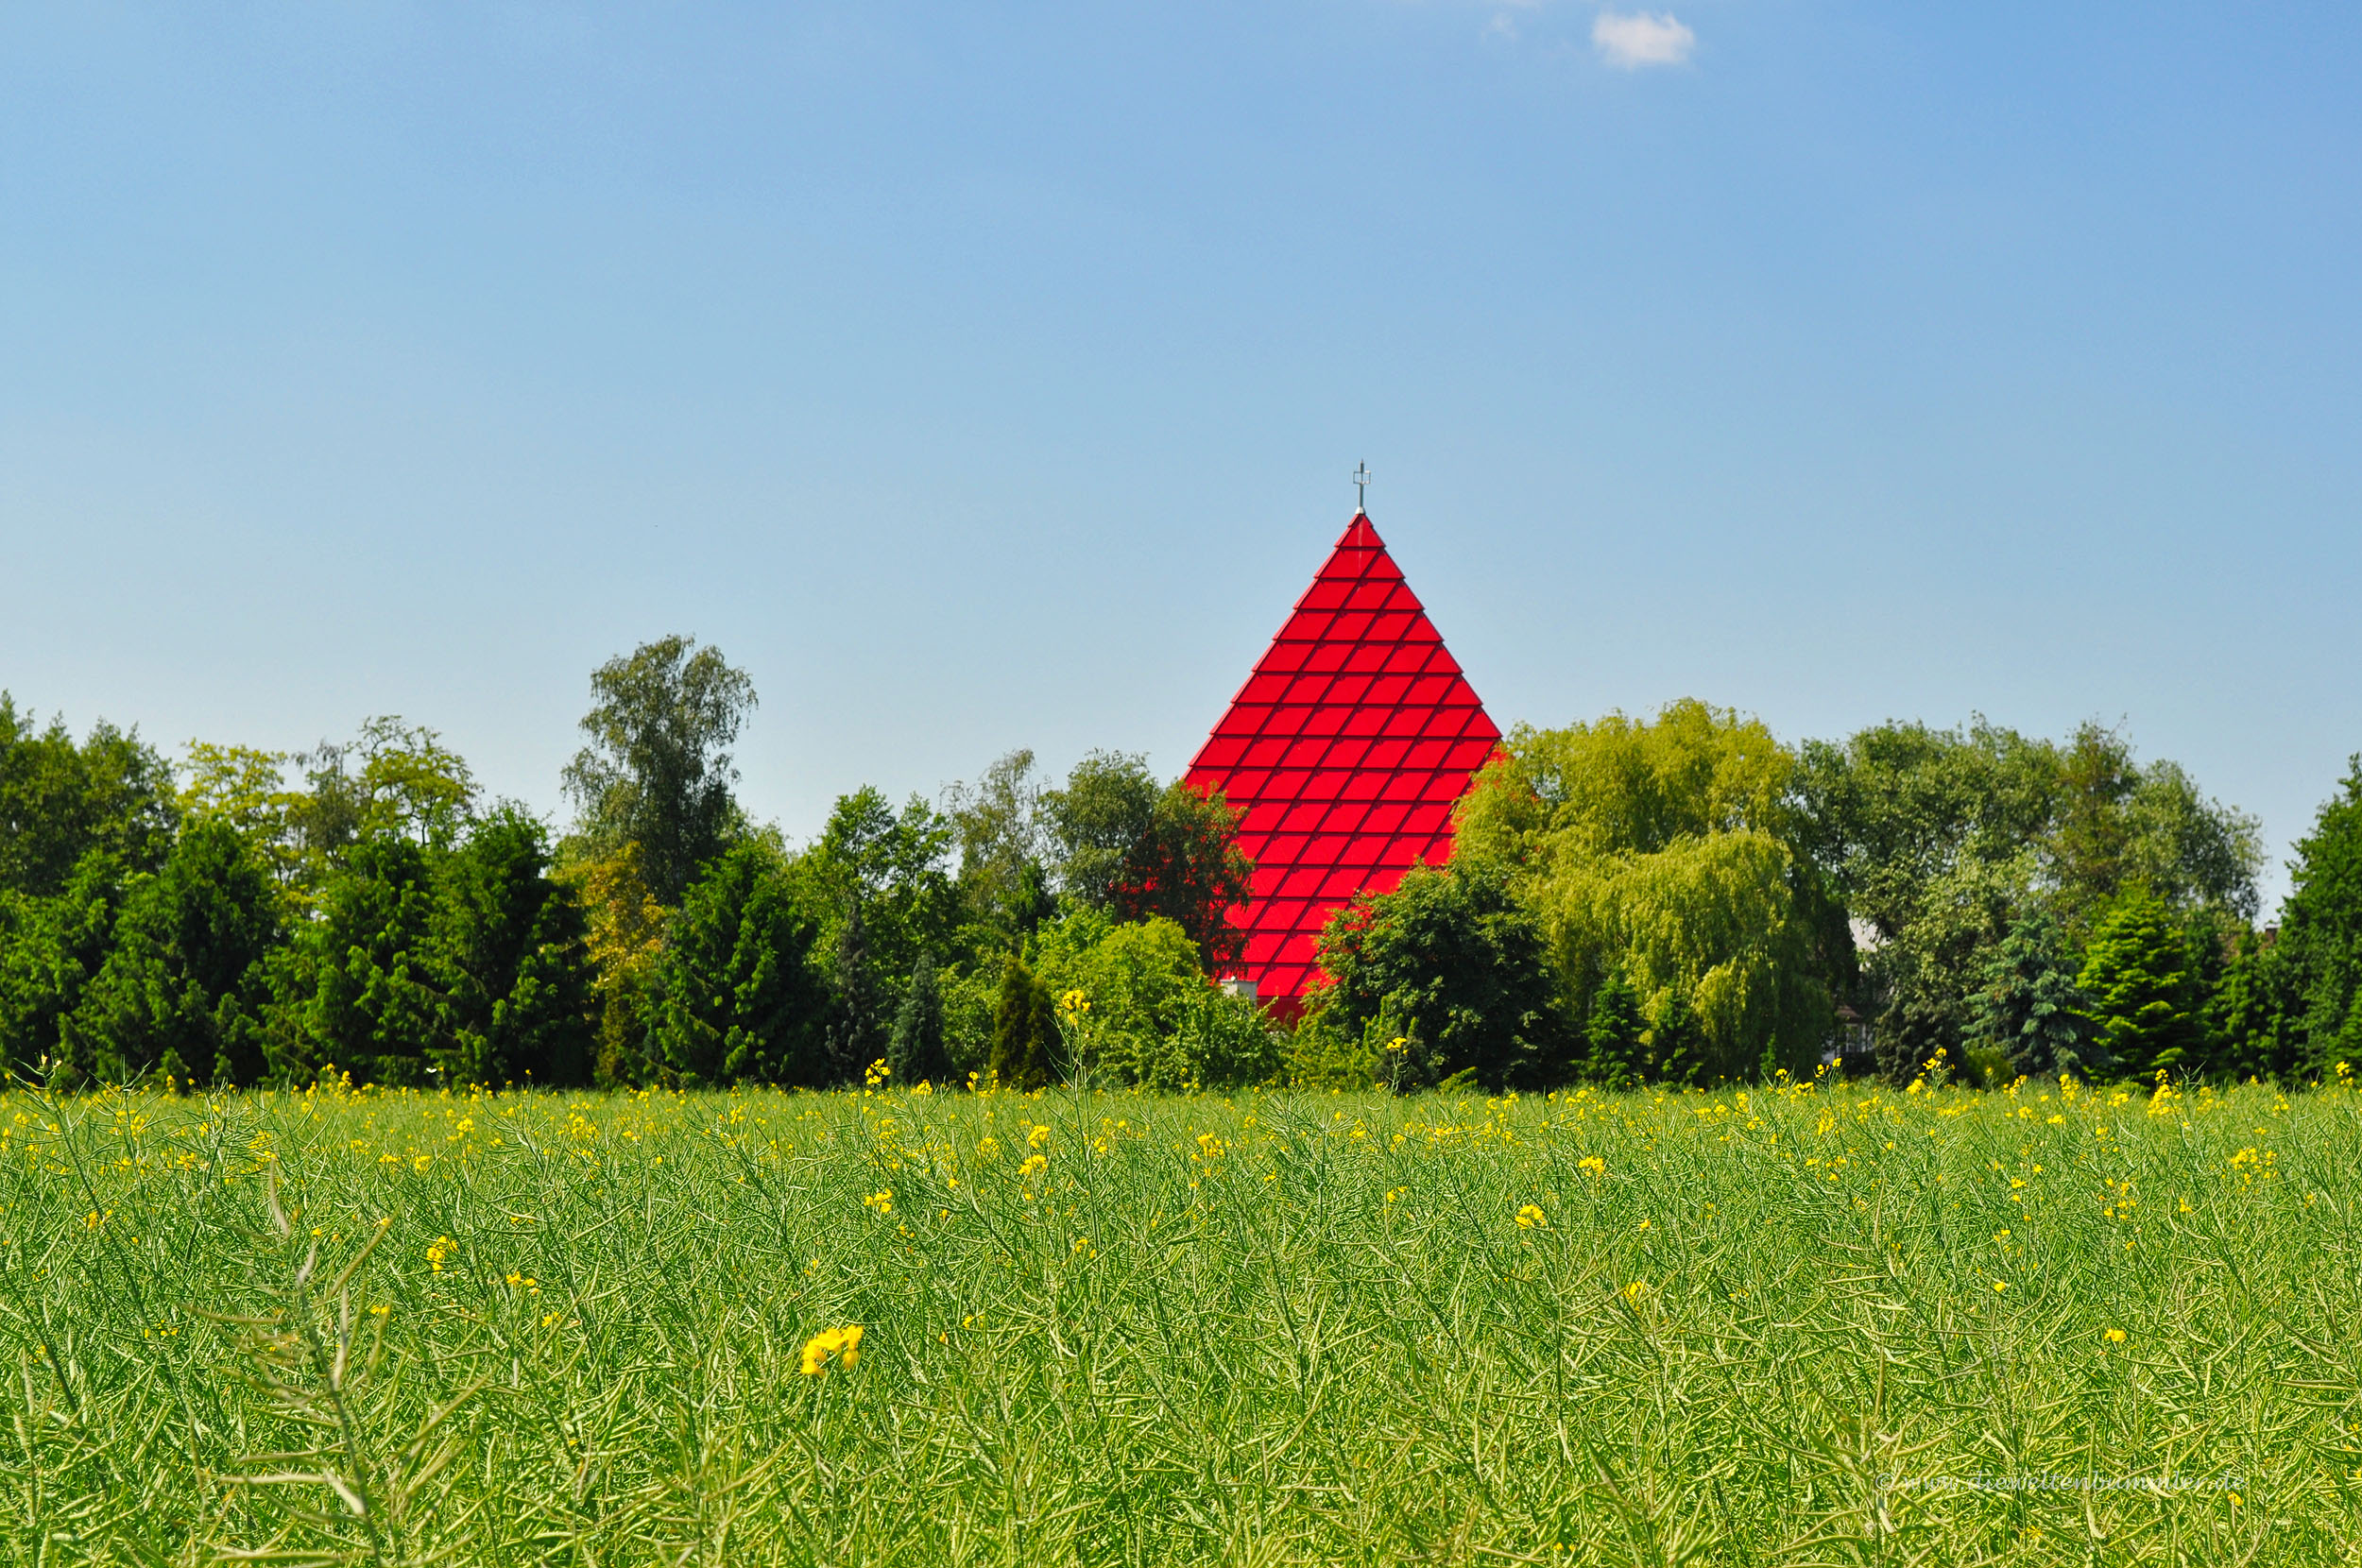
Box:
[1454,699,1848,1083]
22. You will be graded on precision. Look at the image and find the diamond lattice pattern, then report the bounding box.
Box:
[1184,513,1502,1012]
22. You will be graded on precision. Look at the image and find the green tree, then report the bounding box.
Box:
[281,719,480,875]
[2255,758,2362,1076]
[294,837,443,1086]
[562,637,757,906]
[887,950,952,1087]
[68,821,282,1087]
[2204,929,2298,1082]
[648,844,828,1087]
[1030,906,1207,1090]
[1310,866,1566,1093]
[989,954,1061,1091]
[427,807,596,1087]
[560,843,667,1089]
[2078,889,2199,1080]
[1044,752,1252,967]
[2049,723,2261,924]
[825,899,886,1084]
[1579,966,1647,1089]
[0,696,178,896]
[1460,701,1843,1082]
[1966,912,2103,1081]
[805,787,957,997]
[0,853,129,1082]
[1794,717,2258,1082]
[179,741,306,883]
[944,749,1057,946]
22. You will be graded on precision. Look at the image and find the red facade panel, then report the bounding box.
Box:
[1184,511,1502,1017]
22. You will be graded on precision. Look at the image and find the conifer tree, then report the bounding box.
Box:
[2077,889,2199,1078]
[73,819,282,1088]
[887,949,951,1086]
[1968,912,2105,1080]
[826,899,885,1084]
[1580,966,1646,1088]
[2264,758,2362,1074]
[648,844,826,1087]
[989,954,1060,1090]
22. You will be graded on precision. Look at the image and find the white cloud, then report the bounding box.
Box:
[1591,10,1695,68]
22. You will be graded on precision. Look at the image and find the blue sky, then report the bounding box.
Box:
[4,2,2357,905]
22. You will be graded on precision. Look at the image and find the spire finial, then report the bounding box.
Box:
[1352,462,1371,514]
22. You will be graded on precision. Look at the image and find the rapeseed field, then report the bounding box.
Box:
[3,1069,2357,1564]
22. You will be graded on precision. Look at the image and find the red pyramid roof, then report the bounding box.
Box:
[1185,512,1501,1014]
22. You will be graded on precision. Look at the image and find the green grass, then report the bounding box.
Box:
[4,1071,2360,1565]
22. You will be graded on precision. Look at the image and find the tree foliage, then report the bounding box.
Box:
[1043,752,1251,967]
[2247,759,2362,1076]
[66,821,283,1088]
[886,950,951,1087]
[648,843,826,1088]
[1457,700,1841,1082]
[1965,912,2102,1081]
[563,637,756,906]
[2078,889,2201,1080]
[944,749,1057,946]
[806,787,956,997]
[1309,867,1566,1092]
[0,695,178,897]
[1031,907,1210,1090]
[989,954,1062,1091]
[1795,718,2259,1081]
[428,807,596,1088]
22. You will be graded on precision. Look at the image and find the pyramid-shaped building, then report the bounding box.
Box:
[1185,511,1501,1014]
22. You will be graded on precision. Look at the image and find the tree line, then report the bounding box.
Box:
[1308,700,2359,1092]
[4,644,2357,1093]
[0,639,1258,1093]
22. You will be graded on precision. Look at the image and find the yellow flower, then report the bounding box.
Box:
[1622,1281,1648,1305]
[1515,1203,1548,1230]
[1578,1155,1605,1178]
[864,1189,894,1215]
[1018,1153,1047,1179]
[2104,1327,2126,1343]
[426,1236,454,1272]
[864,1058,891,1087]
[800,1323,864,1375]
[1993,1280,2009,1292]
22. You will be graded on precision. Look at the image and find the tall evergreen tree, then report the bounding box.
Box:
[826,899,886,1084]
[1967,911,2104,1081]
[296,836,442,1086]
[71,820,282,1087]
[2264,758,2362,1076]
[2078,889,2199,1079]
[648,844,827,1087]
[1579,965,1646,1088]
[887,949,951,1086]
[0,852,128,1083]
[428,807,596,1087]
[989,954,1061,1090]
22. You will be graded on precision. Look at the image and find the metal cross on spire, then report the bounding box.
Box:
[1352,462,1371,514]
